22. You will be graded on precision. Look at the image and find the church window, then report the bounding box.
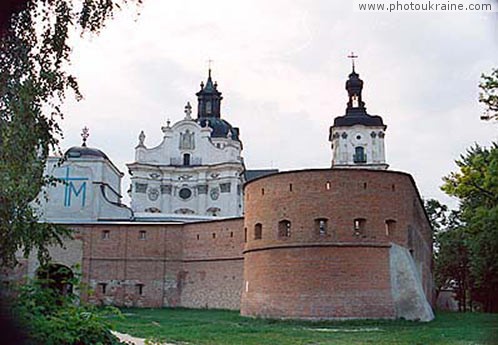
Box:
[136,284,144,296]
[254,223,262,240]
[220,183,231,193]
[278,220,291,238]
[183,153,191,166]
[385,219,397,236]
[352,94,359,107]
[135,183,147,193]
[161,184,172,195]
[179,188,192,200]
[139,230,146,240]
[353,218,366,236]
[314,218,328,236]
[99,283,107,294]
[353,146,367,163]
[102,230,110,240]
[206,101,212,114]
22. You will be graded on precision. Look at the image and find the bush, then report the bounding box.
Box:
[11,266,127,345]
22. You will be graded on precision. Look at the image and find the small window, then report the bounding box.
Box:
[183,153,191,166]
[363,182,367,189]
[99,283,107,294]
[353,218,366,236]
[139,230,146,240]
[392,184,396,192]
[261,188,265,195]
[289,183,293,191]
[385,219,397,236]
[196,234,200,240]
[230,231,234,238]
[353,146,367,163]
[136,283,144,296]
[102,230,110,240]
[254,223,262,240]
[244,227,248,242]
[278,220,291,238]
[212,233,216,239]
[326,181,331,190]
[315,218,328,236]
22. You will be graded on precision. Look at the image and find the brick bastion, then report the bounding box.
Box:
[240,168,434,320]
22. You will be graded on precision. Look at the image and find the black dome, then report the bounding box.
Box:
[197,117,240,141]
[65,146,109,160]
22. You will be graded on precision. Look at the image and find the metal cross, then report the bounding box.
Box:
[81,126,89,147]
[347,52,358,71]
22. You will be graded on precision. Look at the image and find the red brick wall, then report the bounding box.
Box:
[242,246,394,319]
[241,168,433,318]
[76,218,244,309]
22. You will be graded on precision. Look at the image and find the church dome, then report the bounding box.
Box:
[197,117,240,141]
[65,146,109,160]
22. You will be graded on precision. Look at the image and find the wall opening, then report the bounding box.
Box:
[254,223,262,240]
[244,228,247,242]
[102,230,110,240]
[289,183,293,191]
[212,233,216,239]
[353,218,366,237]
[99,283,107,294]
[278,220,291,238]
[136,283,144,296]
[261,188,265,195]
[314,218,328,236]
[326,181,331,190]
[385,219,397,236]
[139,230,146,240]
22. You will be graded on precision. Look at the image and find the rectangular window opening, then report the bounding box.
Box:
[139,230,146,240]
[102,230,110,240]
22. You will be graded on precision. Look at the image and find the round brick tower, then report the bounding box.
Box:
[240,169,433,320]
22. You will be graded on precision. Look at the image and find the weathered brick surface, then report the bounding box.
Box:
[241,168,433,319]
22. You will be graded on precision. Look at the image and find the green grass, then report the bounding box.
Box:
[111,308,498,345]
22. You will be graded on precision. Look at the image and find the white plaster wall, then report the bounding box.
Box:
[330,125,387,169]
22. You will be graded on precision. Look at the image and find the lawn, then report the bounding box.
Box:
[112,308,498,345]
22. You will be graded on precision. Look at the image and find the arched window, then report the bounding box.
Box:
[353,218,366,237]
[353,146,366,163]
[206,101,212,114]
[254,223,262,240]
[385,219,397,236]
[278,220,291,238]
[183,153,191,166]
[314,218,328,236]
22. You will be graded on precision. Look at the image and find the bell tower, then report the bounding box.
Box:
[196,68,223,119]
[329,53,388,170]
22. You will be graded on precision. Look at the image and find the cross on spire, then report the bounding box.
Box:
[81,126,89,147]
[207,59,214,77]
[347,51,358,72]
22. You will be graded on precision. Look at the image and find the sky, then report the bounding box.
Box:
[61,0,498,207]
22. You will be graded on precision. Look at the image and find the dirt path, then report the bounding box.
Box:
[112,331,176,345]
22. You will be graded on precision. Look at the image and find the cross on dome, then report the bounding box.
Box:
[81,126,89,147]
[348,51,358,72]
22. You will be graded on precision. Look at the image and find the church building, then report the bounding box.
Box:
[7,63,435,322]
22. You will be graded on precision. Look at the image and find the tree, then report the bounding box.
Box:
[0,0,140,268]
[442,143,498,312]
[479,68,498,121]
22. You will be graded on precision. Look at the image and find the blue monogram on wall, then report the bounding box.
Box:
[59,167,89,207]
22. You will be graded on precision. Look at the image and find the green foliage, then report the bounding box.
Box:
[479,68,498,121]
[12,265,126,345]
[0,0,140,268]
[441,143,498,312]
[110,307,498,345]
